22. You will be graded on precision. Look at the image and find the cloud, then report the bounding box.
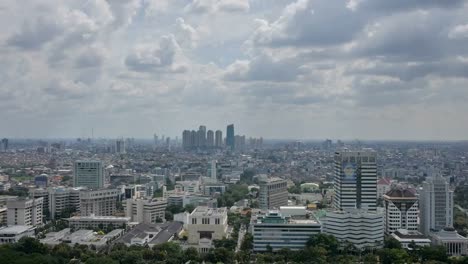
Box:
[125,35,182,72]
[7,16,63,50]
[449,24,468,39]
[175,18,199,48]
[185,0,250,14]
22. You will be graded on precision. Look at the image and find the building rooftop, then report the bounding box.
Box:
[393,229,428,239]
[191,206,227,217]
[0,225,34,234]
[67,215,130,221]
[117,222,183,245]
[385,188,416,198]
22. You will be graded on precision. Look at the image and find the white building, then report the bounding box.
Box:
[48,187,82,219]
[41,228,123,249]
[383,187,419,234]
[79,189,119,216]
[322,209,384,249]
[124,198,167,224]
[431,228,468,256]
[251,206,322,252]
[7,197,43,226]
[0,226,35,244]
[419,174,454,235]
[259,177,288,210]
[187,206,228,252]
[67,215,130,230]
[74,160,104,189]
[390,229,431,250]
[333,150,377,212]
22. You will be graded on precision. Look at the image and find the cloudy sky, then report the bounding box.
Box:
[1,0,468,140]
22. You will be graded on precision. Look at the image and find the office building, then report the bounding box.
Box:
[67,215,130,230]
[7,197,43,226]
[124,198,167,224]
[187,206,228,252]
[322,209,384,249]
[226,124,235,150]
[115,139,126,153]
[252,207,322,251]
[0,226,35,244]
[333,150,377,212]
[215,130,223,148]
[431,227,468,256]
[48,187,81,219]
[390,229,431,249]
[259,177,288,210]
[79,189,119,216]
[74,160,104,189]
[182,130,191,149]
[34,174,48,188]
[207,130,214,147]
[0,138,8,152]
[203,183,226,196]
[30,188,49,216]
[419,174,454,235]
[383,187,419,234]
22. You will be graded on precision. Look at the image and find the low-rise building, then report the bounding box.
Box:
[0,226,35,244]
[67,215,130,230]
[431,228,468,256]
[187,206,228,252]
[391,229,431,249]
[116,222,183,247]
[251,206,322,252]
[41,228,123,249]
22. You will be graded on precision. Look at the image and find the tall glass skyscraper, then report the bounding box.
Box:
[226,124,235,150]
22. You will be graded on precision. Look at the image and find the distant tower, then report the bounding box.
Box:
[211,160,217,181]
[207,130,214,147]
[154,134,158,146]
[198,125,207,147]
[333,150,377,212]
[226,124,235,150]
[1,138,8,152]
[115,138,126,154]
[182,130,191,150]
[420,173,454,235]
[215,130,223,148]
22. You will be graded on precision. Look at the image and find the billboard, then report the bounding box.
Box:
[342,163,357,183]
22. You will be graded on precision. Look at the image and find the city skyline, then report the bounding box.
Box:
[1,1,468,140]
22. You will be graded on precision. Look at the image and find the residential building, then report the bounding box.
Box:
[48,187,81,219]
[187,206,228,252]
[7,197,43,226]
[124,198,167,224]
[79,189,119,216]
[67,215,130,230]
[419,174,454,235]
[431,228,468,256]
[215,130,223,148]
[322,209,384,249]
[207,130,214,147]
[333,150,377,212]
[226,124,235,150]
[390,229,431,249]
[259,177,288,210]
[0,226,35,244]
[251,206,322,252]
[74,160,104,189]
[383,187,419,234]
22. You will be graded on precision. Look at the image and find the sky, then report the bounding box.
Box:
[1,0,468,140]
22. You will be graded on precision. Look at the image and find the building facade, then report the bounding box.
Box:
[383,187,419,234]
[7,197,43,226]
[431,228,468,256]
[67,215,130,230]
[259,177,288,210]
[333,150,377,212]
[226,124,235,150]
[79,189,119,216]
[187,207,228,252]
[124,198,167,224]
[323,209,384,249]
[74,160,104,189]
[419,174,454,235]
[0,226,35,244]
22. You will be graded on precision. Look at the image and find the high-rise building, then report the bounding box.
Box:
[206,130,214,147]
[115,139,126,153]
[79,189,119,216]
[0,138,8,152]
[383,187,419,234]
[420,174,454,235]
[191,130,198,148]
[258,177,288,210]
[215,130,223,148]
[333,150,377,212]
[7,197,43,226]
[182,130,191,149]
[226,124,235,150]
[48,187,82,219]
[74,160,104,189]
[124,198,167,224]
[210,160,217,181]
[198,125,207,147]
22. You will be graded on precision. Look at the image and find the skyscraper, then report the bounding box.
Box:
[215,130,223,148]
[258,177,288,210]
[383,187,419,234]
[207,130,214,147]
[0,138,8,152]
[198,125,207,147]
[226,124,235,150]
[74,160,104,189]
[182,130,191,149]
[420,174,454,235]
[333,150,377,212]
[115,138,126,153]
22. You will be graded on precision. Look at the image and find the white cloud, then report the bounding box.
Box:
[449,24,468,39]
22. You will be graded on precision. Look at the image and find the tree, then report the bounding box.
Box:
[384,236,402,249]
[184,247,200,263]
[419,245,448,263]
[306,234,340,255]
[14,237,48,254]
[378,248,410,264]
[184,204,196,213]
[240,233,253,251]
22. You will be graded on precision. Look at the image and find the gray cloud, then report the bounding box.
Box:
[7,17,63,50]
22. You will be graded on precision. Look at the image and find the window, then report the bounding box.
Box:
[215,218,220,225]
[192,218,197,224]
[202,218,210,224]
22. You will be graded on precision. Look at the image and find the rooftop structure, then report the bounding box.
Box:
[116,222,183,246]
